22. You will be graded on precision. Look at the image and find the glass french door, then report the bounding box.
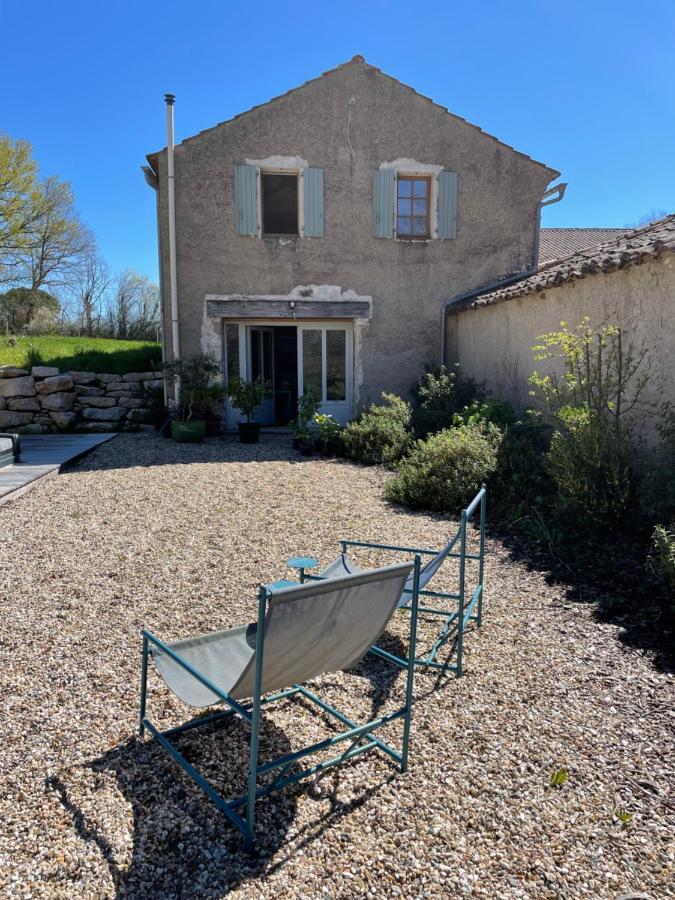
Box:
[247,327,275,424]
[297,325,352,425]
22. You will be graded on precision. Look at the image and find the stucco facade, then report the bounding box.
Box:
[145,57,558,422]
[446,253,675,437]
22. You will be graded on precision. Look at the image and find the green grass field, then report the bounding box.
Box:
[0,335,162,375]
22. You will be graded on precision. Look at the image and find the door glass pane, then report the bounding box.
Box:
[262,330,273,385]
[225,324,239,384]
[250,330,262,381]
[326,330,346,401]
[302,330,322,399]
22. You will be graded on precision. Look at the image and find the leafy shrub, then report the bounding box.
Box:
[385,422,502,513]
[410,365,485,437]
[313,413,343,456]
[490,414,555,522]
[650,525,675,612]
[341,393,411,467]
[454,397,516,429]
[530,320,649,530]
[641,410,675,526]
[547,405,637,529]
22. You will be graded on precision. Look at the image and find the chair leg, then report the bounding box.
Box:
[245,587,268,850]
[139,636,149,736]
[401,554,421,773]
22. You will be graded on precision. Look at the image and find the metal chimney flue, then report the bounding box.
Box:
[165,92,180,391]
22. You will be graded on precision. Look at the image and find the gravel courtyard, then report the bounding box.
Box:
[0,432,673,899]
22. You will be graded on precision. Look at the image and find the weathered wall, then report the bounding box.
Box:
[0,366,161,433]
[446,255,675,435]
[151,58,557,409]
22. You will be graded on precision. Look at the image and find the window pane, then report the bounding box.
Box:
[397,217,412,235]
[226,325,239,383]
[302,330,322,399]
[413,179,428,197]
[413,199,427,215]
[262,173,298,235]
[397,179,412,197]
[326,331,346,401]
[412,218,428,236]
[397,198,412,216]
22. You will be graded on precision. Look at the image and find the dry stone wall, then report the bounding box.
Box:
[0,366,163,433]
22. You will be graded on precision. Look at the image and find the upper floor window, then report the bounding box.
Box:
[396,176,431,239]
[262,172,298,235]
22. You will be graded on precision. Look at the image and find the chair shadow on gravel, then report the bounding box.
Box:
[48,706,400,899]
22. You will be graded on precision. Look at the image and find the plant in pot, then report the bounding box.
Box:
[227,377,272,443]
[313,412,343,457]
[163,354,223,443]
[292,389,321,455]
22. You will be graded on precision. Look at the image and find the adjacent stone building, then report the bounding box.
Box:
[144,56,561,426]
[445,215,675,437]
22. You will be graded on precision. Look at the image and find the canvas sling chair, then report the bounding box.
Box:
[139,559,420,851]
[294,485,487,676]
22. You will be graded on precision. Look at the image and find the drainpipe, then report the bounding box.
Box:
[165,93,180,396]
[439,181,568,366]
[142,164,169,405]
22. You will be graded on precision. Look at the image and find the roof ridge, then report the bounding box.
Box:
[147,56,559,174]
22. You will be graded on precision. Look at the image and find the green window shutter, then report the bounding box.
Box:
[234,164,258,236]
[372,169,394,238]
[438,171,458,239]
[303,167,324,237]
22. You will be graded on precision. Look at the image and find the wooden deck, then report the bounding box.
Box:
[0,433,117,506]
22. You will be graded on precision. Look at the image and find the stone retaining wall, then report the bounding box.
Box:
[0,366,163,433]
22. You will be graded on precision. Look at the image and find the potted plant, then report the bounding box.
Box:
[227,377,272,443]
[314,412,343,457]
[163,354,223,443]
[292,389,321,455]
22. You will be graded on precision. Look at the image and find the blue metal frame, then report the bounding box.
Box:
[139,562,421,852]
[303,485,487,677]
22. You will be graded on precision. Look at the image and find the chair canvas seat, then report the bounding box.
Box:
[152,563,413,705]
[320,531,460,608]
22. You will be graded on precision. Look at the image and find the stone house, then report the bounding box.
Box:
[445,215,675,437]
[143,56,562,426]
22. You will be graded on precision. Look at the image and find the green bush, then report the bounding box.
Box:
[454,397,517,429]
[385,422,502,513]
[410,365,485,437]
[548,405,637,529]
[341,393,411,467]
[650,525,675,614]
[641,410,675,526]
[490,414,555,521]
[530,320,650,531]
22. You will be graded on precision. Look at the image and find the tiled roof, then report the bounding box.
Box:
[539,228,632,265]
[148,56,558,175]
[452,214,675,312]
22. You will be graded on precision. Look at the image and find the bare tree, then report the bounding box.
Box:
[69,253,111,336]
[18,176,94,323]
[626,209,671,229]
[105,269,159,340]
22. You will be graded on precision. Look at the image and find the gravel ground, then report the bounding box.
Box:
[0,432,673,899]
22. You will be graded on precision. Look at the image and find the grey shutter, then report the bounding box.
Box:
[438,171,458,239]
[303,167,324,237]
[372,169,394,238]
[234,164,258,236]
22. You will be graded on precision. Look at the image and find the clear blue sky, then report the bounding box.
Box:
[2,0,673,283]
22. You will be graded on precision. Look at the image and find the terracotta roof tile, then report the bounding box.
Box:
[539,228,632,265]
[452,214,675,312]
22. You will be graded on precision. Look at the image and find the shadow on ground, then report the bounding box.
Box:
[494,525,675,673]
[47,645,419,899]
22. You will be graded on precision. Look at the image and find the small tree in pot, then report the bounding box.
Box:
[163,354,223,443]
[227,377,272,443]
[292,389,321,454]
